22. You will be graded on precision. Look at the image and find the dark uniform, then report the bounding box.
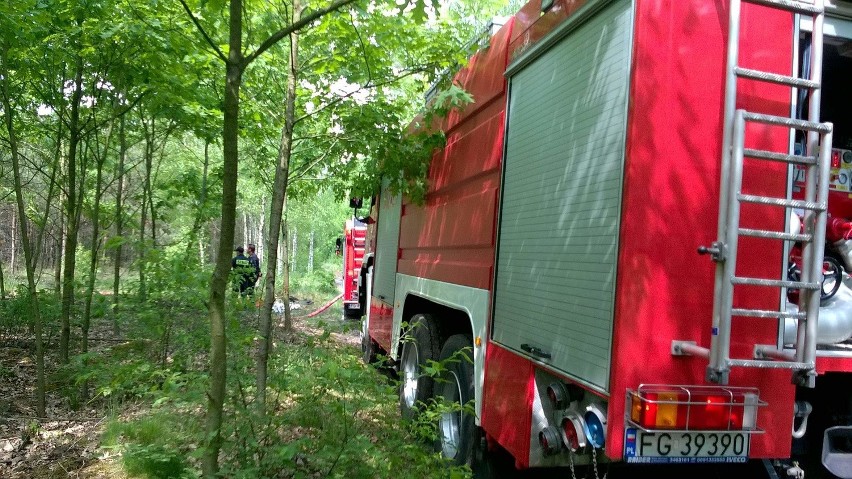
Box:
[248,252,261,285]
[231,247,255,295]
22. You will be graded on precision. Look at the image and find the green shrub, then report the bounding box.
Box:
[103,414,196,479]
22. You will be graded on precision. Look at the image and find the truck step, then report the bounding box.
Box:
[727,359,814,369]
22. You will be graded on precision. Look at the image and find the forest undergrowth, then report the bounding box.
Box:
[0,276,463,479]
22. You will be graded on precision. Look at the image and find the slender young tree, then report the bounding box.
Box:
[179,0,359,473]
[257,2,300,412]
[112,113,126,330]
[59,50,85,363]
[1,44,46,417]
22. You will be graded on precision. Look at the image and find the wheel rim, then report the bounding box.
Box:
[439,370,463,459]
[401,342,420,408]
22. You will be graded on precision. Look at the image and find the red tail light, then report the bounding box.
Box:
[629,386,762,431]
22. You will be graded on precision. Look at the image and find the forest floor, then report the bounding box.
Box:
[0,296,361,479]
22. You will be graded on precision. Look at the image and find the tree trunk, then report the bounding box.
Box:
[308,230,314,272]
[59,53,85,364]
[291,227,297,273]
[0,253,5,300]
[2,46,46,416]
[31,113,64,276]
[257,17,299,413]
[113,114,126,331]
[10,210,16,277]
[202,0,242,474]
[258,198,265,261]
[282,208,293,331]
[138,116,155,301]
[54,215,64,296]
[81,163,103,399]
[186,139,210,262]
[277,241,283,278]
[243,212,248,248]
[82,114,112,400]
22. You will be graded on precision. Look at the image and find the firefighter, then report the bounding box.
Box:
[231,246,255,296]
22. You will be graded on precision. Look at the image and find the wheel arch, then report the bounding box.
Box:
[392,274,490,422]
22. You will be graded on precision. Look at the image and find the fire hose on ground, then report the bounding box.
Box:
[273,293,344,319]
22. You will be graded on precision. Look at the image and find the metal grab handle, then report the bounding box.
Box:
[697,241,725,261]
[521,343,552,360]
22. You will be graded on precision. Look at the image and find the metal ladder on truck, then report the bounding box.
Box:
[673,0,833,388]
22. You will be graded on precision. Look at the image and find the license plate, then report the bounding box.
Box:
[346,303,360,309]
[624,428,749,464]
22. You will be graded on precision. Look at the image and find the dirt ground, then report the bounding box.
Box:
[0,334,119,478]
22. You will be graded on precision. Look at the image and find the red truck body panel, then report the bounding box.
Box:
[609,0,793,459]
[342,219,367,310]
[364,0,852,469]
[398,24,513,292]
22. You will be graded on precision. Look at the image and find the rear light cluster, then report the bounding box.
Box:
[628,385,763,431]
[538,381,607,455]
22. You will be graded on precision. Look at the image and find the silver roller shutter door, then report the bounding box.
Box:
[492,0,632,392]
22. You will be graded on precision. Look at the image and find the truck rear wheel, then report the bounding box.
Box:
[399,314,442,420]
[436,334,476,466]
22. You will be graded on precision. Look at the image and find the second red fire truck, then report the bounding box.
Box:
[359,0,852,476]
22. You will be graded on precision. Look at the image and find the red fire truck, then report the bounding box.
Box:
[341,218,367,319]
[358,0,852,476]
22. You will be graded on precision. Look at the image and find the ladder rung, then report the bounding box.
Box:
[731,308,806,319]
[728,359,814,370]
[738,228,812,242]
[741,111,832,133]
[744,0,823,15]
[743,148,817,165]
[731,277,820,290]
[735,67,821,90]
[737,194,826,211]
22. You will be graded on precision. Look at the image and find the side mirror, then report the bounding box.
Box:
[335,237,342,255]
[349,197,363,209]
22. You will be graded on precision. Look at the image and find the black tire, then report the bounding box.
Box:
[435,334,476,466]
[399,314,442,420]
